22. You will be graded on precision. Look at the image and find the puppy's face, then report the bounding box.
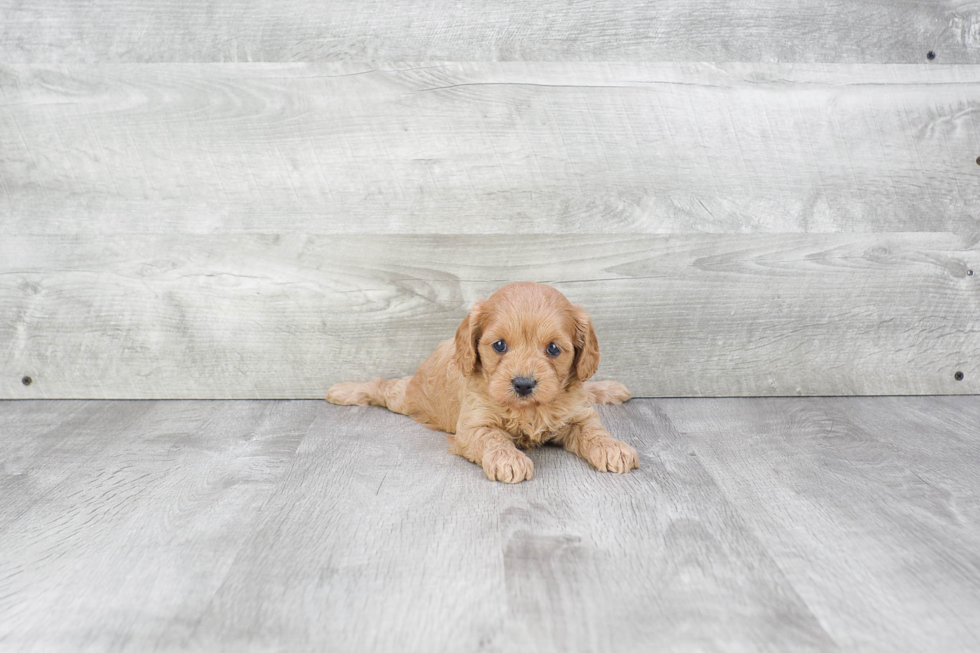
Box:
[453,282,599,409]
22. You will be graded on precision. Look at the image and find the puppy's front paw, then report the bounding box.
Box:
[588,380,631,405]
[587,439,639,474]
[482,448,534,484]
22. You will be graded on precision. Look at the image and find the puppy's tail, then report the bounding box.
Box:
[325,376,412,415]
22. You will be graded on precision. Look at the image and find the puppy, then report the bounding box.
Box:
[326,281,639,483]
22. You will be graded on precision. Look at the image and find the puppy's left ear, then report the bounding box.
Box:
[571,305,600,380]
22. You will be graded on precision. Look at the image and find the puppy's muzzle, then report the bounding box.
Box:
[512,376,537,397]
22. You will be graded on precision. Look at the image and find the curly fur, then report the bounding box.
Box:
[326,282,638,483]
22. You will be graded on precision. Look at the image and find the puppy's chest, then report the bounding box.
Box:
[501,412,571,448]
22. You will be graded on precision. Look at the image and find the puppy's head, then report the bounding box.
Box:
[453,282,599,408]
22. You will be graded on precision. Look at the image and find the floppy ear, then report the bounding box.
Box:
[453,301,485,376]
[571,305,600,381]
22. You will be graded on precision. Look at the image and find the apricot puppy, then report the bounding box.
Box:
[326,282,639,483]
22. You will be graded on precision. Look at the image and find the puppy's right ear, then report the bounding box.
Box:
[453,301,484,376]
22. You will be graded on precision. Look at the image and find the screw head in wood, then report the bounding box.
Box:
[926,51,936,60]
[969,270,975,276]
[954,371,964,381]
[22,375,32,386]
[976,156,980,166]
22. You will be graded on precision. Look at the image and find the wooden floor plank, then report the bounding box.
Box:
[0,401,154,532]
[0,400,316,650]
[2,398,979,651]
[658,396,980,652]
[183,404,511,652]
[188,401,833,652]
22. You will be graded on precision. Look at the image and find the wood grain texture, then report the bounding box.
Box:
[2,63,978,235]
[188,401,833,652]
[0,400,153,531]
[2,397,979,651]
[2,233,977,399]
[2,0,979,63]
[659,396,980,652]
[0,400,315,650]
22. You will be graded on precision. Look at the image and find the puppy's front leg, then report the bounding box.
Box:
[450,422,533,484]
[558,410,639,474]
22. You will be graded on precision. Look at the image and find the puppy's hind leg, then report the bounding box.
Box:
[325,376,413,415]
[584,380,631,405]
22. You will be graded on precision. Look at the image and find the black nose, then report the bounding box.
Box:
[512,376,537,397]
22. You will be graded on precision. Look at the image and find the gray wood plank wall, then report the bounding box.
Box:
[2,1,979,63]
[1,2,978,398]
[2,234,977,398]
[3,64,979,235]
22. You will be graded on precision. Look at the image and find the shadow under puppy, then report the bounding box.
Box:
[326,281,639,483]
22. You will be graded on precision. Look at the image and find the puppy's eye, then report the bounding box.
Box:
[546,343,561,356]
[492,340,507,353]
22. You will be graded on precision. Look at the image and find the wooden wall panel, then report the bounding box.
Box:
[1,0,978,64]
[2,4,977,399]
[2,63,978,236]
[2,234,976,399]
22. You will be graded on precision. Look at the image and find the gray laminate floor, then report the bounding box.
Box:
[1,397,978,652]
